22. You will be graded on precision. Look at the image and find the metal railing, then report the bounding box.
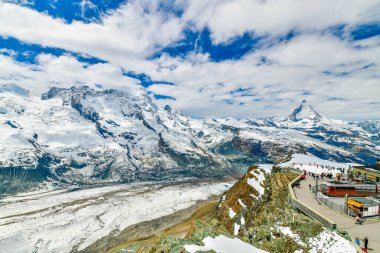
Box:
[312,186,378,218]
[288,174,337,229]
[315,193,347,214]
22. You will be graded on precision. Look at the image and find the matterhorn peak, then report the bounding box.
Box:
[287,100,323,122]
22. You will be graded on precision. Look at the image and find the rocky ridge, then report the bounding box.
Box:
[136,166,356,253]
[0,85,379,195]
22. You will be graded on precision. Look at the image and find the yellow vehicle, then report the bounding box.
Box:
[346,197,379,217]
[346,198,364,213]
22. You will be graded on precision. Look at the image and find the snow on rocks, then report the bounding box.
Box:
[308,229,356,253]
[275,226,306,247]
[275,226,356,253]
[1,86,377,187]
[238,198,247,208]
[216,164,272,235]
[184,235,268,253]
[279,154,350,174]
[247,167,267,197]
[234,223,240,236]
[228,208,236,219]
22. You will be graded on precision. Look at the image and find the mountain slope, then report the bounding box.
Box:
[138,165,356,253]
[280,100,379,163]
[0,86,232,186]
[0,86,379,192]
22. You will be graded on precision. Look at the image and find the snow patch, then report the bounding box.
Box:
[228,208,236,219]
[238,198,247,208]
[184,235,268,253]
[276,226,306,247]
[247,169,266,197]
[234,223,240,235]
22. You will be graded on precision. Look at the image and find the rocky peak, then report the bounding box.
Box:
[164,104,173,112]
[287,100,323,123]
[137,93,158,112]
[41,86,98,101]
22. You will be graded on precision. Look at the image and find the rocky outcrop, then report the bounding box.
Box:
[135,166,356,253]
[216,166,268,233]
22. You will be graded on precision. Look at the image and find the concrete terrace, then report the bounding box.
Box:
[293,175,380,252]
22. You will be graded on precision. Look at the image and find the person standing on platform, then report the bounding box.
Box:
[363,237,368,252]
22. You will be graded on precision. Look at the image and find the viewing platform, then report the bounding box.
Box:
[289,172,380,252]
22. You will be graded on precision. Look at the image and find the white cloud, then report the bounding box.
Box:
[183,0,380,43]
[147,34,380,120]
[0,53,142,95]
[0,0,379,120]
[0,1,184,72]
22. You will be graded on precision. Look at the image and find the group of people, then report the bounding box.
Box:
[302,170,335,181]
[293,162,346,173]
[306,171,335,180]
[355,236,369,252]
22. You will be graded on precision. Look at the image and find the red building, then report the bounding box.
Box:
[321,182,378,197]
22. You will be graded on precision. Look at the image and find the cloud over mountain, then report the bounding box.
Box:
[0,0,379,120]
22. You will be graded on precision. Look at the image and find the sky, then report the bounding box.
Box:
[0,0,380,120]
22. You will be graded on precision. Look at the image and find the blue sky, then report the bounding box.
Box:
[0,0,380,120]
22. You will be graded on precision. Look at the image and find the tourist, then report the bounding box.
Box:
[308,184,311,190]
[355,214,360,224]
[363,237,368,251]
[355,237,360,246]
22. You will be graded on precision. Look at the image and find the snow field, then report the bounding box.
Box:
[279,154,350,174]
[0,181,233,253]
[184,235,268,253]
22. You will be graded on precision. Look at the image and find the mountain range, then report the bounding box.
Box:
[1,85,379,188]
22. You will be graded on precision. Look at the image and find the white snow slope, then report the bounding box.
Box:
[279,153,350,174]
[1,85,379,186]
[0,180,233,253]
[184,235,268,253]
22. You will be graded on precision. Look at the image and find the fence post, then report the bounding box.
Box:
[344,194,348,215]
[315,178,318,197]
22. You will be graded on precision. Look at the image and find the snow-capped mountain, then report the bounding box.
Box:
[0,85,379,190]
[280,100,379,162]
[352,120,380,144]
[0,85,233,185]
[285,100,324,125]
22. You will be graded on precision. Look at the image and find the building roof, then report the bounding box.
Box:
[355,164,380,172]
[349,197,379,207]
